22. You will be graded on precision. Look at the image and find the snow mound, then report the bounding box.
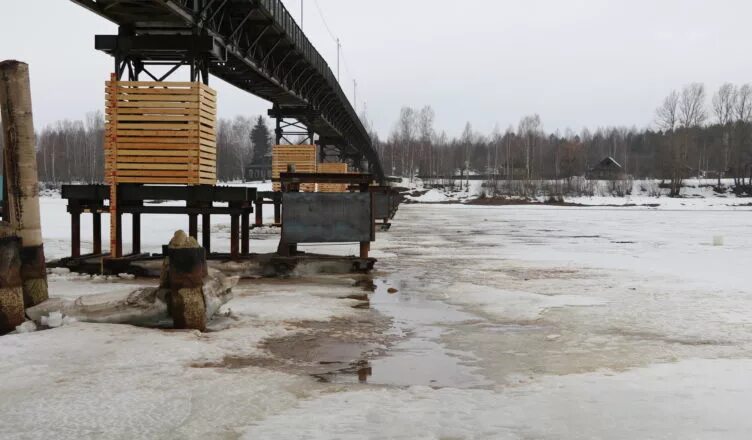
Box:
[406,189,449,203]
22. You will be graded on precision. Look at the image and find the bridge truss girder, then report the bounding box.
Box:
[70,0,385,182]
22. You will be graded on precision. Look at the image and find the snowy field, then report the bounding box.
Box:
[1,191,752,439]
[406,177,752,210]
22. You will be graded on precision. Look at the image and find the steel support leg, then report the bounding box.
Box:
[188,214,198,239]
[92,212,102,255]
[255,201,263,226]
[71,210,81,259]
[241,211,250,255]
[132,213,141,255]
[230,214,240,259]
[202,213,211,254]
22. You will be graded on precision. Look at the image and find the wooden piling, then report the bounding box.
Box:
[0,60,48,307]
[167,231,207,331]
[0,235,24,335]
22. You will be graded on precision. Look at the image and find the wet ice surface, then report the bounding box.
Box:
[3,200,752,438]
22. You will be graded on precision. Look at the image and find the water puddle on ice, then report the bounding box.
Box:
[323,278,492,389]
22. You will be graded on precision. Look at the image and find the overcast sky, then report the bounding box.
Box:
[2,0,752,138]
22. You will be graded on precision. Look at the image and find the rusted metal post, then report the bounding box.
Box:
[131,213,141,255]
[70,201,81,259]
[0,235,24,335]
[107,75,120,259]
[254,200,263,226]
[167,232,207,331]
[114,208,123,258]
[92,212,102,255]
[360,180,372,259]
[1,174,7,223]
[188,213,198,239]
[241,209,250,255]
[273,201,281,224]
[230,212,240,259]
[201,212,211,254]
[0,60,48,307]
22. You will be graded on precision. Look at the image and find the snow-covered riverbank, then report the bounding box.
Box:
[405,177,752,210]
[1,198,751,439]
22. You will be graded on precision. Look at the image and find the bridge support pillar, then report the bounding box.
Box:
[269,106,316,145]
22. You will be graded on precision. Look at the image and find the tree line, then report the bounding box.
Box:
[4,82,751,196]
[18,113,272,184]
[371,82,752,195]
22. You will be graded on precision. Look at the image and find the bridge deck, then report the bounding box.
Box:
[70,0,384,180]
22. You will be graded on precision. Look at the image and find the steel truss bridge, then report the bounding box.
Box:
[70,0,385,180]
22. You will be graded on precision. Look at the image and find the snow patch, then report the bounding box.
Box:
[242,359,752,440]
[445,283,605,321]
[406,189,449,203]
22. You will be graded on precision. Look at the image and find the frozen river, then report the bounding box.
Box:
[2,200,752,439]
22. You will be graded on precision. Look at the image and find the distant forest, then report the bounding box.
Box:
[11,114,274,184]
[7,82,752,195]
[373,82,752,196]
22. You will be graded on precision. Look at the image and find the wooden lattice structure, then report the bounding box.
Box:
[104,76,218,257]
[105,78,217,185]
[317,163,350,192]
[272,145,317,192]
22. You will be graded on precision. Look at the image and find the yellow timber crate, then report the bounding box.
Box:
[317,162,350,192]
[272,145,317,192]
[105,79,217,185]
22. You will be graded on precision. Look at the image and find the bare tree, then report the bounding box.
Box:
[417,106,435,177]
[656,90,680,131]
[735,84,752,122]
[679,83,707,128]
[518,114,541,179]
[733,84,752,188]
[667,83,707,195]
[460,122,474,185]
[713,83,736,126]
[712,83,736,179]
[395,107,416,178]
[656,90,681,194]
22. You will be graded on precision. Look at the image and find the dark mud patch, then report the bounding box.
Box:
[465,198,661,208]
[191,355,279,370]
[503,267,582,281]
[263,317,393,367]
[195,314,395,382]
[466,198,586,207]
[608,328,735,347]
[352,278,377,292]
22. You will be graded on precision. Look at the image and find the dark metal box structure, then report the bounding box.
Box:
[282,193,374,243]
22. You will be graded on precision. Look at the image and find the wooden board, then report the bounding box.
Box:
[104,79,217,186]
[317,162,350,192]
[272,145,317,192]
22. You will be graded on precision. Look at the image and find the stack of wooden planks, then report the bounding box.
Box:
[272,145,317,192]
[105,79,217,186]
[317,162,350,192]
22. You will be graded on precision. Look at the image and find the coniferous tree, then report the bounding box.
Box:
[251,116,272,164]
